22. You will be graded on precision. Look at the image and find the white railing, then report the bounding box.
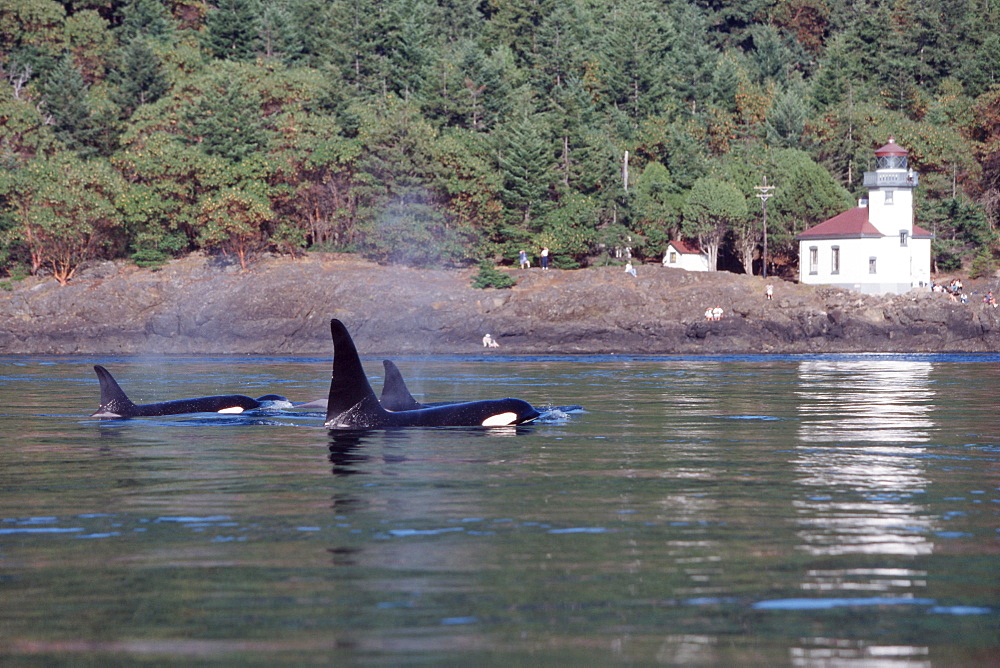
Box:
[863,171,918,187]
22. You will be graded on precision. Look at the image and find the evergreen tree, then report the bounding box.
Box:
[259,0,302,64]
[324,0,386,96]
[283,0,339,67]
[204,0,262,62]
[547,75,600,191]
[666,1,718,108]
[118,0,176,42]
[383,0,436,101]
[40,55,96,155]
[110,38,170,117]
[746,24,795,83]
[188,70,267,162]
[711,51,743,114]
[482,0,556,72]
[632,161,682,255]
[495,112,554,231]
[594,0,675,122]
[765,76,811,149]
[532,0,592,94]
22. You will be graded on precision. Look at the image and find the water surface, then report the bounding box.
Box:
[1,354,997,664]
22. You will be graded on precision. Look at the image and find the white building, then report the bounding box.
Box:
[796,137,932,294]
[662,240,710,272]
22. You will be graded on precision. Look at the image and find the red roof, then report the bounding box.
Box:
[875,136,908,156]
[796,206,934,240]
[668,240,704,254]
[795,207,882,239]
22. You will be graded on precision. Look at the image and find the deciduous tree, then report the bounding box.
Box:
[0,153,124,284]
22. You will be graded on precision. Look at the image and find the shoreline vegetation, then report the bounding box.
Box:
[1,1,998,294]
[2,253,999,355]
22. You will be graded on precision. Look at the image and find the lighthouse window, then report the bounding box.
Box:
[885,190,894,205]
[809,247,818,274]
[900,230,908,247]
[869,257,877,274]
[877,155,906,170]
[831,246,840,274]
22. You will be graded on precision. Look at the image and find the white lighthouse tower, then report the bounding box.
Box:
[796,137,932,294]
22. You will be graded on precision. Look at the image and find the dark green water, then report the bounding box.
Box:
[1,354,997,665]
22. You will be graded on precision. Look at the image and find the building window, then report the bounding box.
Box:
[900,230,908,246]
[809,246,818,275]
[668,251,678,264]
[831,246,840,275]
[869,257,877,274]
[885,190,894,205]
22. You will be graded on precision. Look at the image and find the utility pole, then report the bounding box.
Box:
[754,176,775,279]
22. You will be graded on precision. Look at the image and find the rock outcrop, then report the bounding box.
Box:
[2,253,998,354]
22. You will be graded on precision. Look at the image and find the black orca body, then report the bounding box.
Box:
[379,359,429,411]
[91,365,287,419]
[380,359,584,415]
[324,319,541,429]
[288,360,422,413]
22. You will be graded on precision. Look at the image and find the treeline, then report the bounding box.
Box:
[1,0,998,283]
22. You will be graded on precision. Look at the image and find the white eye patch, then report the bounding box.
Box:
[217,406,246,414]
[482,412,517,427]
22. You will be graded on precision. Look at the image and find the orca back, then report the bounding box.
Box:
[325,319,541,429]
[92,365,268,418]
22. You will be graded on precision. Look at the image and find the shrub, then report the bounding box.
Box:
[131,247,169,269]
[472,261,517,289]
[968,247,997,279]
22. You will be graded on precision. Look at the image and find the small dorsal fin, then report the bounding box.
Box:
[380,360,424,411]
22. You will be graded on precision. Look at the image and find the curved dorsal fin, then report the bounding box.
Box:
[326,320,384,424]
[380,360,424,411]
[93,365,137,416]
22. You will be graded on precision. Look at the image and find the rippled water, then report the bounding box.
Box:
[1,354,997,665]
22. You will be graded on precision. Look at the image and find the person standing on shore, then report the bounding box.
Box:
[519,250,530,269]
[766,284,773,300]
[540,247,550,270]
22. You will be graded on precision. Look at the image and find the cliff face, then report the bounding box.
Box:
[2,253,999,355]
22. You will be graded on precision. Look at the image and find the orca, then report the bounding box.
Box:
[379,359,428,411]
[324,319,541,429]
[287,360,420,413]
[91,365,289,419]
[380,358,584,415]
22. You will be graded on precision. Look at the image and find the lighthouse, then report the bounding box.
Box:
[866,137,918,237]
[796,137,932,294]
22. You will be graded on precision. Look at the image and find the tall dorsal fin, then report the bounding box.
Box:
[326,319,383,423]
[380,360,424,411]
[93,365,137,416]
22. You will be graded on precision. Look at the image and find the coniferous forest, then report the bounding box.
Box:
[1,0,999,284]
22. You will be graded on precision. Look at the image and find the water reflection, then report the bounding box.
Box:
[789,360,937,666]
[794,360,936,557]
[328,431,369,477]
[791,637,930,668]
[796,360,934,444]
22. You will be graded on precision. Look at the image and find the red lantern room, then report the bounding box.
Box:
[875,136,908,170]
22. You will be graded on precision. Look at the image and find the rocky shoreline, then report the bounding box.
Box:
[2,253,999,355]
